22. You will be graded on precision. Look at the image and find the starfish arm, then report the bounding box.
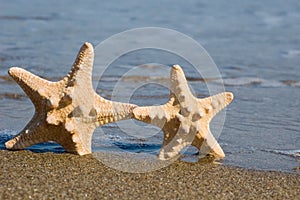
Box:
[62,42,96,119]
[158,126,195,160]
[5,117,52,150]
[8,67,57,108]
[95,95,137,125]
[193,125,225,158]
[132,98,179,128]
[132,105,167,125]
[63,118,96,155]
[197,92,234,119]
[170,65,195,102]
[133,105,164,128]
[65,42,94,92]
[171,65,199,116]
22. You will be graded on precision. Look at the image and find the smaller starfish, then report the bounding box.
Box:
[5,42,136,155]
[133,65,233,160]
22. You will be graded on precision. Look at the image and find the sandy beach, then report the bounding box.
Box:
[0,150,299,199]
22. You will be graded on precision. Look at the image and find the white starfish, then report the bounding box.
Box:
[133,65,233,160]
[5,42,136,155]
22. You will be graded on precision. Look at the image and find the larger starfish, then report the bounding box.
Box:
[133,65,233,160]
[5,42,136,155]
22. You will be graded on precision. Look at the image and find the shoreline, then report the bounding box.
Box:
[0,150,299,199]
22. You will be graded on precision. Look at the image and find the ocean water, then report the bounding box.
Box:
[0,0,299,173]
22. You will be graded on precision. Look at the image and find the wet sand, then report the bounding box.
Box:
[0,150,299,199]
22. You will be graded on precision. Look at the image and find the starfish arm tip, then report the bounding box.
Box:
[66,42,95,83]
[172,64,182,70]
[79,42,94,59]
[4,140,14,149]
[7,66,53,103]
[8,67,25,79]
[82,42,93,50]
[211,143,225,159]
[5,136,24,150]
[225,92,234,104]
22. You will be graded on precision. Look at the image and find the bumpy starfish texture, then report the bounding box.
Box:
[5,42,136,155]
[133,65,233,160]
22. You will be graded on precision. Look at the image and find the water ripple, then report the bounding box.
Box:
[0,15,51,21]
[263,149,300,158]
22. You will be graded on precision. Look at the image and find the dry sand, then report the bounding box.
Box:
[0,150,299,199]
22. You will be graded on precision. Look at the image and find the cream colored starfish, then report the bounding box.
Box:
[133,65,233,160]
[5,42,136,155]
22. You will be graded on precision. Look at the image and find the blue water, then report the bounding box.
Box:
[0,0,299,172]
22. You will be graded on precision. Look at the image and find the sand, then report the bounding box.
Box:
[0,150,299,199]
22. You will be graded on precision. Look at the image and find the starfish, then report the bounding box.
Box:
[133,65,233,160]
[5,42,136,155]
